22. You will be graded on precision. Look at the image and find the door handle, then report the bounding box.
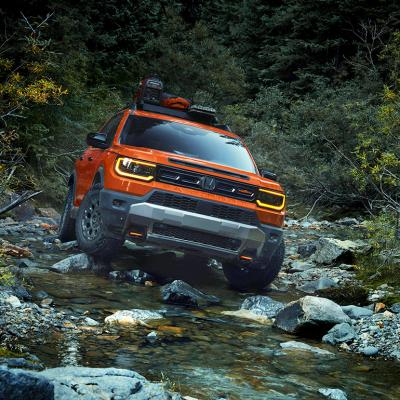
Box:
[88,157,93,161]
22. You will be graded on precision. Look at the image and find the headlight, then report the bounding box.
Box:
[256,188,286,211]
[115,157,156,181]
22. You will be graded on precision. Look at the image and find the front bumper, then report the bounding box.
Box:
[100,189,283,262]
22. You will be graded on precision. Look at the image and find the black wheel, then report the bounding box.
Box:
[223,241,285,291]
[58,184,76,242]
[75,183,123,259]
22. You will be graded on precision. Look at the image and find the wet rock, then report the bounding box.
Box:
[274,296,351,337]
[389,303,400,314]
[341,305,373,319]
[0,367,54,400]
[318,388,348,400]
[221,309,271,324]
[360,346,379,356]
[0,240,32,258]
[322,323,356,345]
[57,241,77,251]
[161,280,220,308]
[240,296,284,318]
[297,242,317,258]
[105,309,163,326]
[49,254,92,273]
[17,258,38,268]
[298,277,338,294]
[109,269,154,284]
[312,238,371,265]
[4,295,21,308]
[146,331,158,343]
[0,357,44,371]
[337,263,354,271]
[280,341,334,356]
[374,302,385,313]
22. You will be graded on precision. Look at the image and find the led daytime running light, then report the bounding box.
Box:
[115,157,156,181]
[256,188,286,211]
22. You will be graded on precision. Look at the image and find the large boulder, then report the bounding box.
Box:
[274,296,351,337]
[0,366,183,399]
[279,341,334,356]
[105,309,163,326]
[0,367,54,400]
[312,238,371,265]
[161,280,220,308]
[240,296,284,318]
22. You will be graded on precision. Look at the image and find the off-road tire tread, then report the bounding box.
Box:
[58,184,76,242]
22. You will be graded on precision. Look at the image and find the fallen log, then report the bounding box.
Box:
[0,190,42,216]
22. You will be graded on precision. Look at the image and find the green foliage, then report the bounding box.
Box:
[0,266,16,287]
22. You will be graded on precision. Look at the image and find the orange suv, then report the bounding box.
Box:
[59,77,286,290]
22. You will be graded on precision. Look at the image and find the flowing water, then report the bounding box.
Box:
[23,247,400,400]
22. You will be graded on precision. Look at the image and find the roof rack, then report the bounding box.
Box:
[131,76,231,131]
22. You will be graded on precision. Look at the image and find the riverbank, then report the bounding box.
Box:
[0,210,400,399]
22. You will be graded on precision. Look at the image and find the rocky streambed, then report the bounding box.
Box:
[0,211,400,399]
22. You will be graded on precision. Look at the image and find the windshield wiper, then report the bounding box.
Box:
[168,157,250,180]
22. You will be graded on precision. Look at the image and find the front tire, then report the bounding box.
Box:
[58,184,76,243]
[223,241,285,291]
[75,184,123,260]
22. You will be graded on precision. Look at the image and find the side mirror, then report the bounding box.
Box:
[86,132,109,149]
[260,169,278,181]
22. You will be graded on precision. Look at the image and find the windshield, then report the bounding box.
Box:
[119,116,256,173]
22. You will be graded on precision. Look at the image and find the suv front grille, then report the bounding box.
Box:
[148,192,258,226]
[156,165,257,202]
[152,223,241,251]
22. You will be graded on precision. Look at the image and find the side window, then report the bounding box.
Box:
[100,113,123,144]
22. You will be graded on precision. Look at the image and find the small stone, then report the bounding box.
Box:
[360,346,379,356]
[146,331,158,343]
[34,291,49,300]
[57,240,77,251]
[41,298,53,308]
[389,303,400,313]
[4,295,21,308]
[318,388,348,400]
[383,310,394,318]
[336,217,359,226]
[84,317,99,326]
[337,264,354,271]
[37,207,61,221]
[289,260,315,273]
[298,277,338,294]
[374,302,385,313]
[17,258,39,268]
[49,253,92,273]
[297,242,317,258]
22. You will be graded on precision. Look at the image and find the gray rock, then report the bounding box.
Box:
[322,323,356,345]
[57,240,78,251]
[241,296,284,318]
[161,280,220,308]
[83,317,100,326]
[34,290,50,300]
[0,357,44,371]
[289,261,315,273]
[105,309,163,326]
[146,331,158,343]
[297,242,318,258]
[0,367,54,400]
[312,238,371,265]
[49,254,92,273]
[298,277,338,293]
[389,303,400,314]
[318,388,348,400]
[17,258,39,268]
[360,346,379,356]
[109,269,154,284]
[341,305,373,319]
[336,217,359,226]
[274,296,351,336]
[41,297,54,308]
[280,341,334,356]
[1,366,183,399]
[3,295,21,308]
[337,263,354,271]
